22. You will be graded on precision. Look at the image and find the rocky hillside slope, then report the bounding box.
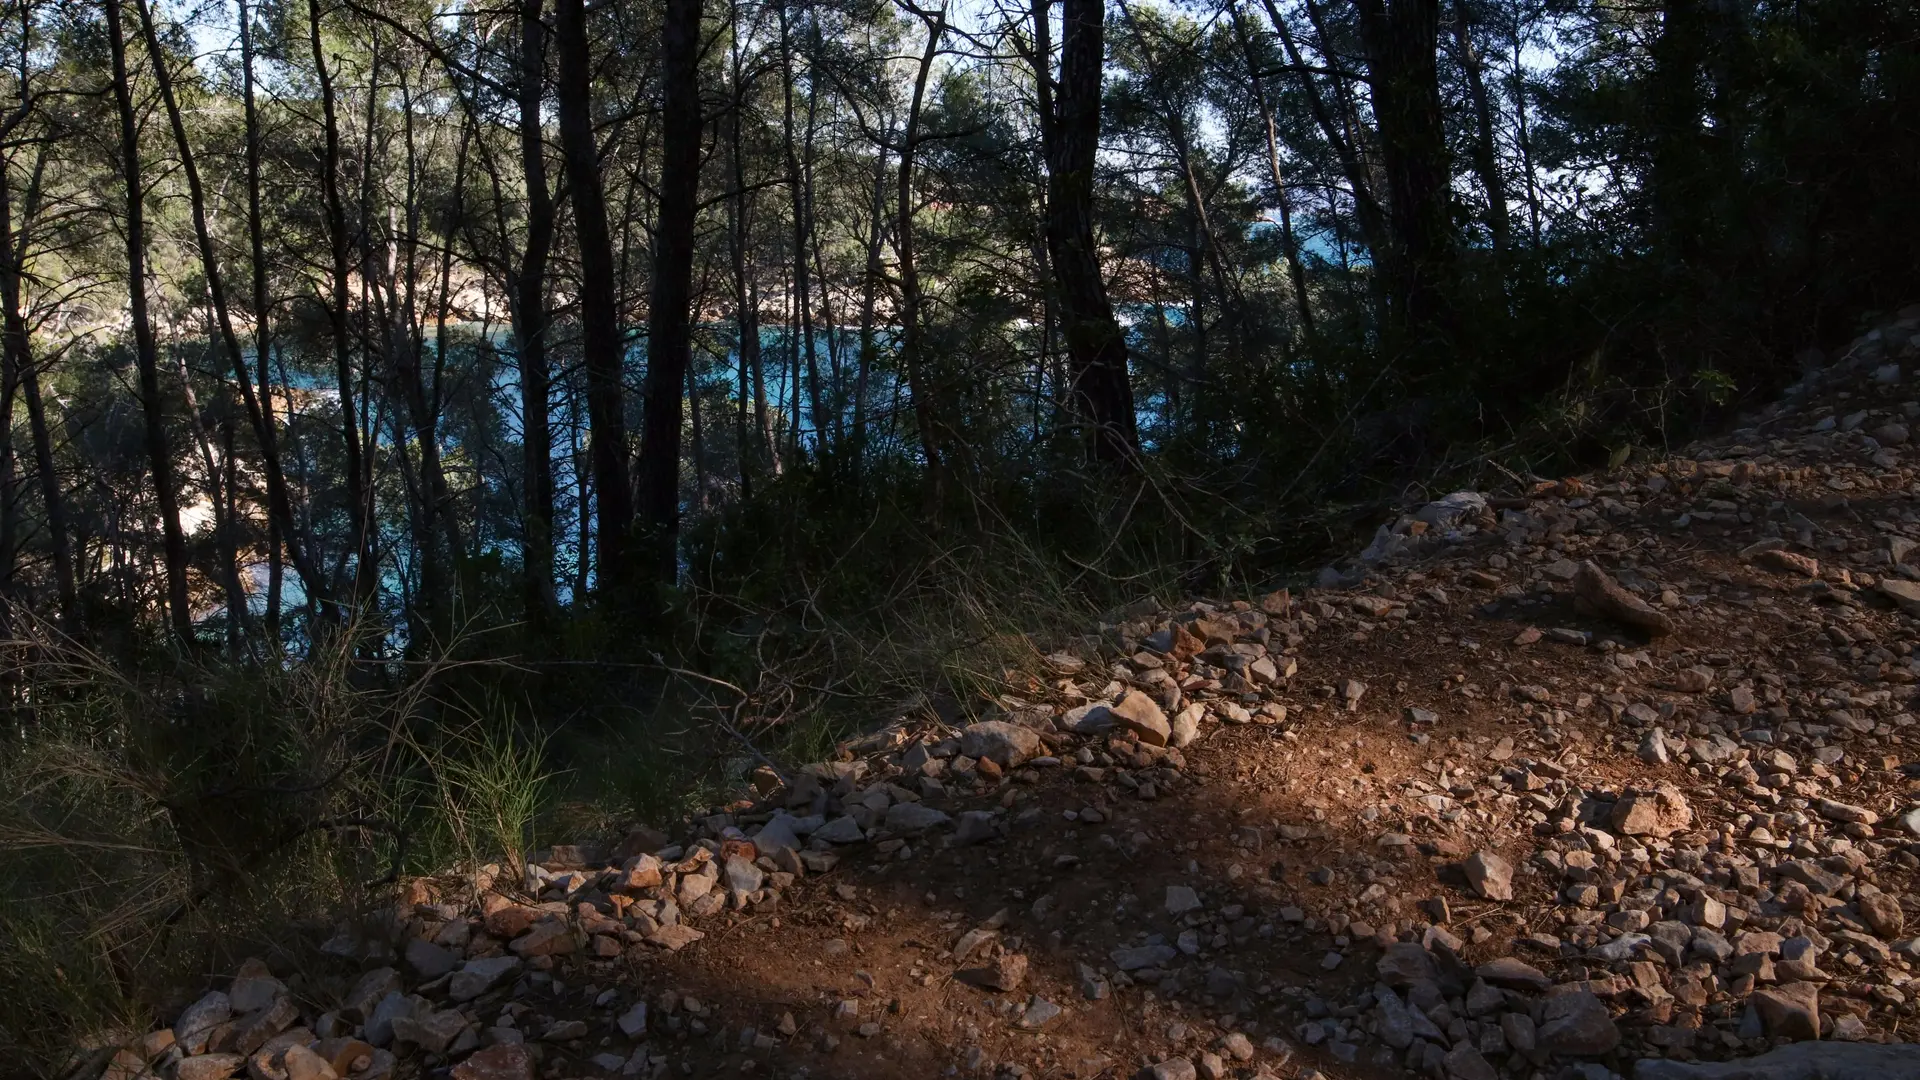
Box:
[98,306,1920,1080]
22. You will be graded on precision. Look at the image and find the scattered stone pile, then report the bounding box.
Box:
[96,308,1920,1080]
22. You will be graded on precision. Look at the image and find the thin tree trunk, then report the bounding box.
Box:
[633,0,704,594]
[1508,27,1541,246]
[725,20,766,493]
[851,145,886,468]
[1027,0,1066,428]
[357,37,387,604]
[1228,0,1314,341]
[308,0,373,613]
[571,376,592,599]
[0,188,15,616]
[1115,0,1244,434]
[517,0,557,624]
[392,77,465,645]
[1046,0,1137,465]
[811,214,842,451]
[555,0,634,594]
[238,0,287,639]
[0,142,74,625]
[1262,0,1390,263]
[137,0,327,638]
[221,418,243,633]
[752,266,775,474]
[783,256,800,462]
[1452,0,1509,257]
[0,300,12,615]
[685,350,707,514]
[108,0,191,640]
[893,2,948,497]
[173,320,248,643]
[779,0,822,454]
[1353,0,1455,342]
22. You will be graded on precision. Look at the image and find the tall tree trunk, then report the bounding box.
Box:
[238,0,287,639]
[725,18,767,493]
[1353,0,1455,343]
[570,376,592,600]
[1263,0,1390,263]
[221,418,242,635]
[0,292,13,615]
[1648,0,1707,266]
[779,0,822,455]
[852,145,886,469]
[308,0,373,613]
[173,319,248,643]
[752,267,776,474]
[1228,0,1315,342]
[1027,0,1067,429]
[0,182,15,617]
[1045,0,1137,465]
[1451,0,1509,257]
[108,0,191,640]
[0,142,74,626]
[1115,0,1244,437]
[633,0,703,595]
[554,0,634,594]
[138,0,327,637]
[1508,28,1542,247]
[894,2,948,496]
[356,38,387,606]
[810,209,843,448]
[517,0,557,624]
[391,76,464,646]
[685,350,707,514]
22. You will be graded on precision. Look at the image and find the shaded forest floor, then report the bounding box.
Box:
[99,307,1920,1080]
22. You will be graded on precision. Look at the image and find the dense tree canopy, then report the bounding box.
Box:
[0,0,1914,652]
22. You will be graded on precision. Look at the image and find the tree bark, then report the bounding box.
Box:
[1026,0,1067,428]
[779,0,822,455]
[1228,0,1315,342]
[1045,0,1137,465]
[1507,28,1542,247]
[894,1,948,495]
[516,0,557,624]
[0,141,74,626]
[107,0,192,640]
[392,77,466,646]
[725,12,768,493]
[1262,0,1390,265]
[1115,0,1245,436]
[1451,0,1509,257]
[1648,0,1707,265]
[554,0,634,595]
[237,0,288,639]
[0,286,12,614]
[137,0,334,640]
[633,0,703,594]
[1353,0,1456,341]
[851,144,886,469]
[173,312,249,644]
[685,347,706,514]
[308,0,374,612]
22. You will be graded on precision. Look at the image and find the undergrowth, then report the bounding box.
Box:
[0,499,1190,1074]
[0,346,1726,1074]
[0,625,547,1075]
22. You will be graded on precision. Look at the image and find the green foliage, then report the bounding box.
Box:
[0,628,501,1073]
[402,706,559,875]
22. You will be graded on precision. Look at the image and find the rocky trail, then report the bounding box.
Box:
[108,307,1920,1080]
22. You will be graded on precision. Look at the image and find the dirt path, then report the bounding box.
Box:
[125,308,1920,1080]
